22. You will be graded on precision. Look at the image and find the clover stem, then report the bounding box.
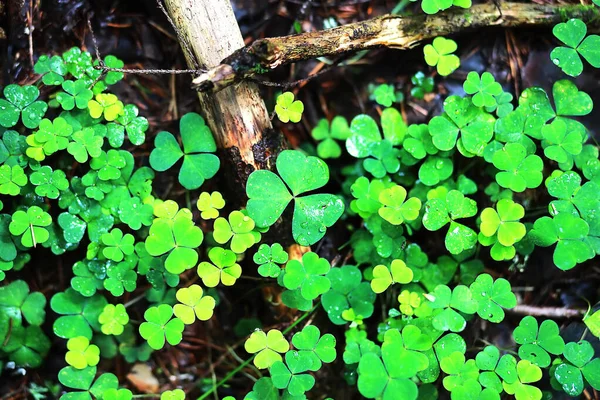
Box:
[197,303,319,400]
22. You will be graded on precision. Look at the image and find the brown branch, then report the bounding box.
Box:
[192,2,600,93]
[509,305,585,319]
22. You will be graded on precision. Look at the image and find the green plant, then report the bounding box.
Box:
[410,72,435,99]
[423,37,460,76]
[311,116,351,159]
[275,92,304,123]
[245,329,290,369]
[551,18,600,77]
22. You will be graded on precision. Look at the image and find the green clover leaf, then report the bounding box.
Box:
[145,204,203,274]
[88,93,124,121]
[173,284,216,324]
[254,243,289,278]
[463,72,503,108]
[70,260,103,297]
[502,360,543,400]
[103,388,133,400]
[58,366,118,400]
[322,265,375,325]
[103,55,125,85]
[529,213,595,270]
[551,18,600,77]
[119,196,154,230]
[469,274,517,323]
[403,124,438,160]
[139,304,184,350]
[425,284,478,332]
[244,377,279,400]
[50,289,107,339]
[275,92,304,123]
[246,150,344,246]
[34,54,67,85]
[90,149,127,181]
[9,206,52,248]
[196,191,225,219]
[245,329,290,369]
[98,304,129,336]
[378,184,422,225]
[440,352,480,394]
[513,316,565,368]
[68,127,104,163]
[283,251,331,300]
[311,116,351,159]
[423,37,460,76]
[422,190,478,254]
[410,71,434,99]
[149,112,220,190]
[421,0,470,14]
[476,346,518,392]
[213,210,259,253]
[370,259,413,293]
[30,165,69,199]
[363,140,401,178]
[554,341,600,396]
[492,143,543,192]
[197,246,242,287]
[270,351,316,396]
[57,80,94,110]
[103,263,137,297]
[0,164,27,195]
[291,325,336,371]
[479,198,526,247]
[419,156,454,186]
[0,84,48,128]
[429,95,495,156]
[160,389,185,400]
[117,104,149,145]
[541,119,583,164]
[345,112,404,158]
[26,117,73,160]
[0,279,46,325]
[65,336,100,369]
[372,84,401,107]
[101,228,135,262]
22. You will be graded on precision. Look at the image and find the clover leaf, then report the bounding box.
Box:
[422,190,478,254]
[410,71,435,99]
[421,0,471,14]
[67,127,104,163]
[469,274,516,323]
[311,116,351,159]
[26,117,73,160]
[270,351,316,396]
[139,304,184,350]
[173,284,216,324]
[160,389,185,400]
[50,289,106,339]
[425,284,478,332]
[118,196,154,230]
[30,165,69,199]
[363,139,400,178]
[529,213,595,270]
[492,143,543,192]
[58,366,118,400]
[378,185,421,225]
[65,336,100,369]
[88,93,124,121]
[283,251,331,300]
[0,84,47,128]
[101,228,135,262]
[345,112,404,159]
[475,346,518,392]
[419,156,454,186]
[502,360,543,400]
[9,206,52,248]
[57,80,94,110]
[149,112,219,189]
[551,18,600,77]
[98,304,129,336]
[145,204,203,274]
[428,95,495,156]
[246,150,344,246]
[116,104,148,145]
[197,246,242,287]
[275,92,304,123]
[291,325,336,372]
[371,84,401,107]
[554,340,600,396]
[0,164,27,195]
[423,37,460,76]
[213,210,259,253]
[440,351,480,396]
[541,119,583,164]
[0,280,46,325]
[197,191,225,220]
[322,265,375,324]
[254,243,288,278]
[513,316,565,368]
[103,263,137,297]
[103,388,133,400]
[463,72,503,108]
[34,54,67,85]
[245,329,290,369]
[370,259,413,293]
[479,199,527,259]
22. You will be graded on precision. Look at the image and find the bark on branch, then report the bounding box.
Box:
[192,2,600,93]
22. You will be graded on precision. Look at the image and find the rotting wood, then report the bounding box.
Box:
[192,2,600,93]
[163,0,286,193]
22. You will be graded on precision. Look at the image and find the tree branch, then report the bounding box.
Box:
[192,2,600,93]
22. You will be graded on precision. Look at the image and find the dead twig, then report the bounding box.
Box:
[508,304,585,319]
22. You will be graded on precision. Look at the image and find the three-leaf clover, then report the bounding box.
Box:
[513,316,565,368]
[423,37,460,76]
[34,55,67,85]
[101,228,135,262]
[370,259,413,293]
[0,280,46,325]
[377,185,422,225]
[440,352,480,396]
[196,191,225,219]
[117,104,149,145]
[67,127,104,163]
[291,325,336,371]
[173,284,216,324]
[422,190,478,254]
[88,93,124,121]
[0,164,27,195]
[322,265,376,324]
[213,211,259,253]
[479,198,527,259]
[371,84,401,107]
[463,72,503,108]
[551,18,600,77]
[275,92,304,123]
[554,341,600,396]
[65,336,100,369]
[469,274,517,323]
[139,304,184,350]
[475,346,518,392]
[197,246,242,287]
[541,119,583,163]
[425,284,478,332]
[502,360,543,400]
[253,243,288,278]
[492,143,543,192]
[270,351,315,396]
[0,84,48,128]
[311,116,351,159]
[30,166,69,199]
[58,366,118,400]
[149,112,220,190]
[410,72,435,99]
[50,289,107,339]
[244,329,290,369]
[9,206,52,247]
[283,251,331,301]
[246,150,344,246]
[56,80,94,110]
[98,304,129,335]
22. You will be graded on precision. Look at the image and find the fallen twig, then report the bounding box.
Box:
[509,304,585,319]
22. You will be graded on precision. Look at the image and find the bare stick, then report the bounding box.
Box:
[191,2,600,93]
[509,305,585,319]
